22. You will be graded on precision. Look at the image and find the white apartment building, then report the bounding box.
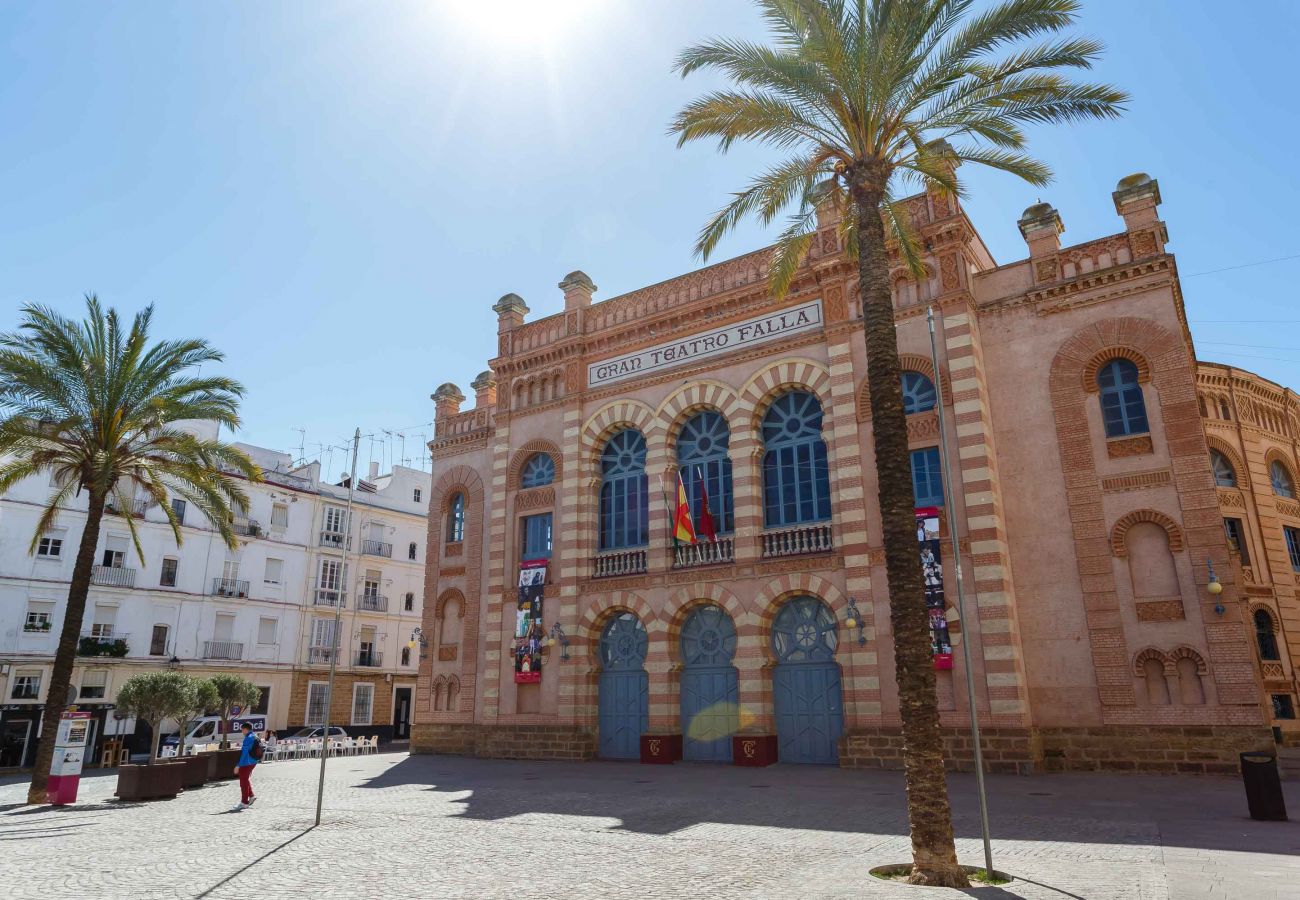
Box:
[0,423,429,769]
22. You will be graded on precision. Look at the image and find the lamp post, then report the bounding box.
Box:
[843,597,866,647]
[927,306,994,877]
[548,623,570,660]
[315,428,360,828]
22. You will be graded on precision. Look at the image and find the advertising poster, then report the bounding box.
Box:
[515,559,547,683]
[916,507,954,670]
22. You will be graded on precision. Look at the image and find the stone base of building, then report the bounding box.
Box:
[411,723,596,761]
[839,725,1275,775]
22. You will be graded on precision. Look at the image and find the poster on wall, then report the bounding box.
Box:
[916,507,954,671]
[515,559,547,683]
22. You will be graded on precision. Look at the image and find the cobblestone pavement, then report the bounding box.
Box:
[2,752,1298,899]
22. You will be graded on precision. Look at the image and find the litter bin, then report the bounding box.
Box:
[1239,752,1288,821]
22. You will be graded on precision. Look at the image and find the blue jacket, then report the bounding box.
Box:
[237,732,260,767]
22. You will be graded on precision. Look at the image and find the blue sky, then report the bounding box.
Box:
[2,1,1297,473]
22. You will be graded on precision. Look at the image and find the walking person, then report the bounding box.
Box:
[232,721,262,810]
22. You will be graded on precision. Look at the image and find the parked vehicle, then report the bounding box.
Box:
[283,726,348,741]
[163,715,268,749]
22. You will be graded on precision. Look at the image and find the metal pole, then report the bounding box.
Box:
[315,427,360,827]
[927,306,994,875]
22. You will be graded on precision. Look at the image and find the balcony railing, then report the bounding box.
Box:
[78,632,130,658]
[232,518,262,538]
[314,588,346,607]
[592,547,648,579]
[761,523,834,559]
[362,539,393,558]
[202,640,244,661]
[106,498,149,518]
[306,646,336,665]
[91,565,136,588]
[354,650,384,667]
[211,577,250,598]
[673,537,735,569]
[319,531,351,549]
[357,593,389,613]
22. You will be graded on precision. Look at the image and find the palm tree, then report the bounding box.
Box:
[0,296,259,804]
[671,0,1125,886]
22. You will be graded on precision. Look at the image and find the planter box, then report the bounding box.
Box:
[211,748,243,780]
[731,734,779,767]
[114,762,186,801]
[175,754,211,789]
[639,734,682,765]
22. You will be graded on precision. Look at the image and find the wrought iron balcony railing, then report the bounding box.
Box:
[211,577,250,598]
[314,588,346,607]
[362,539,393,558]
[357,593,389,613]
[91,565,136,588]
[202,640,244,661]
[319,531,351,549]
[306,646,336,665]
[354,650,384,667]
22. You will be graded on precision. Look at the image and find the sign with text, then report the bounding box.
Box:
[587,299,824,388]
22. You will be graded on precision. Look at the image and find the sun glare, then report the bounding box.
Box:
[444,0,602,48]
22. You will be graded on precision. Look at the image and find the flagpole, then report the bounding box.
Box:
[927,306,993,876]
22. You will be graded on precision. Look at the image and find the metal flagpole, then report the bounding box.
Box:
[315,427,361,827]
[927,306,994,876]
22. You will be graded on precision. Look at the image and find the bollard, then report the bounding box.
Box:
[1239,752,1288,821]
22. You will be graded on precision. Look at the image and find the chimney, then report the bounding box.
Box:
[432,383,465,420]
[368,460,380,480]
[1018,201,1064,283]
[471,370,497,409]
[1112,173,1167,258]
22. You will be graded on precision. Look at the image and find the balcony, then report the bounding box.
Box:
[354,650,384,668]
[232,518,262,538]
[202,640,244,661]
[211,577,250,598]
[106,498,149,518]
[673,537,735,570]
[314,588,346,607]
[319,531,351,549]
[592,548,648,579]
[356,593,389,613]
[761,522,834,559]
[91,565,136,588]
[306,646,336,665]
[78,632,129,658]
[362,539,393,558]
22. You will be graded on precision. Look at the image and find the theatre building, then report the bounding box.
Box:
[412,172,1292,773]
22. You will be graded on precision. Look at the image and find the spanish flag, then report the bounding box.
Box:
[673,471,697,546]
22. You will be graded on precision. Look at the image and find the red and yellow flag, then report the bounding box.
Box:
[673,471,697,545]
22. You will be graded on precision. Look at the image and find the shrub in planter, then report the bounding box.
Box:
[113,672,199,800]
[209,673,262,749]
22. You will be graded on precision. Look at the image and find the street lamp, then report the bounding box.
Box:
[843,597,866,646]
[408,627,429,659]
[547,623,570,660]
[1207,559,1225,615]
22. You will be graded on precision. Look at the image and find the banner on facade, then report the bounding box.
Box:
[587,299,824,388]
[916,507,953,670]
[515,560,547,684]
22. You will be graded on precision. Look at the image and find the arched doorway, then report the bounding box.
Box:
[597,612,648,759]
[679,604,738,762]
[771,596,844,764]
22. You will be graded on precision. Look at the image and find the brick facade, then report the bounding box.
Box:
[414,173,1279,773]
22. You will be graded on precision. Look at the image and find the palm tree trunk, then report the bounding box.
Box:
[851,177,968,889]
[27,491,106,804]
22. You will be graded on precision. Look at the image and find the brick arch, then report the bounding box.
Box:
[580,400,658,465]
[1205,436,1247,485]
[506,439,563,490]
[578,591,658,668]
[662,585,749,664]
[434,588,466,619]
[1249,603,1281,633]
[751,574,847,659]
[1081,346,1153,393]
[1168,645,1209,675]
[1110,509,1185,557]
[1133,647,1172,676]
[856,353,953,421]
[656,380,744,457]
[737,357,833,429]
[1263,447,1297,486]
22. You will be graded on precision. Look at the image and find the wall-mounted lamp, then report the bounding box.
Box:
[844,597,867,647]
[1207,559,1225,616]
[548,623,570,660]
[408,627,429,660]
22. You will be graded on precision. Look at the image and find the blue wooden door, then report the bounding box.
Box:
[598,612,649,759]
[771,596,844,764]
[680,604,738,762]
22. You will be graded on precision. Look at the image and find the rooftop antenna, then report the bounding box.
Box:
[396,432,407,469]
[293,427,307,466]
[417,431,429,470]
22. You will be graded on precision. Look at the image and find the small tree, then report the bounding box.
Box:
[114,673,195,766]
[175,677,220,753]
[209,674,261,749]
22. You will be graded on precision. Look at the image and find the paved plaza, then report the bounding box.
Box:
[2,752,1298,899]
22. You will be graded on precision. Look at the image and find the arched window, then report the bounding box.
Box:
[1271,460,1295,498]
[1097,359,1149,438]
[520,453,555,488]
[901,371,936,415]
[1210,450,1236,488]
[677,411,734,534]
[1256,609,1281,661]
[600,429,649,550]
[761,391,831,527]
[446,492,465,543]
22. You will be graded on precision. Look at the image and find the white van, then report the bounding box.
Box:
[163,715,268,750]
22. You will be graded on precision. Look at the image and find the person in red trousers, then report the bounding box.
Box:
[232,721,262,810]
